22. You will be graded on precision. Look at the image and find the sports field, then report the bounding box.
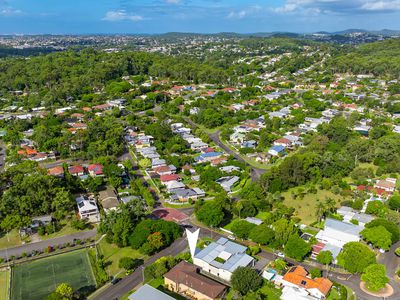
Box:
[0,269,10,300]
[11,249,96,300]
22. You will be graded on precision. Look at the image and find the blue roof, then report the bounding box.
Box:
[270,145,285,152]
[195,152,223,161]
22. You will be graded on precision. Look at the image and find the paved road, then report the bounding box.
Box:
[0,229,96,259]
[184,118,266,181]
[93,237,189,300]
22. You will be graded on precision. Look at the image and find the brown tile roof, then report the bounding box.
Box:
[283,266,332,296]
[164,261,226,299]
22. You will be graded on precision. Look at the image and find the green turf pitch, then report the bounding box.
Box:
[11,249,96,300]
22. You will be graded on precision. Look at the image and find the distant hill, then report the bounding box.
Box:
[329,38,400,76]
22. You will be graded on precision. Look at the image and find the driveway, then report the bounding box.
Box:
[0,229,96,259]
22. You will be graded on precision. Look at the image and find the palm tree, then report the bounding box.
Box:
[324,197,336,214]
[315,201,326,223]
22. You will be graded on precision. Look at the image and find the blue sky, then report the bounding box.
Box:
[0,0,400,34]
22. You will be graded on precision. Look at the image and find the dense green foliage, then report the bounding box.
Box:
[337,242,376,273]
[128,219,182,255]
[284,235,311,261]
[330,39,400,76]
[231,266,263,295]
[361,264,389,292]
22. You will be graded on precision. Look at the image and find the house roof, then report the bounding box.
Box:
[68,165,84,174]
[48,166,64,176]
[164,261,226,298]
[194,237,253,273]
[99,188,117,201]
[283,266,332,296]
[88,164,103,175]
[160,174,180,182]
[128,284,174,300]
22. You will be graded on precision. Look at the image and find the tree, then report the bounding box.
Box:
[316,250,333,266]
[249,224,275,245]
[365,200,388,217]
[365,218,400,243]
[231,220,256,239]
[361,264,389,292]
[231,267,263,295]
[310,268,322,279]
[196,201,224,227]
[361,226,392,250]
[284,235,311,261]
[55,283,73,299]
[119,257,139,271]
[272,219,297,246]
[388,195,400,211]
[138,158,151,169]
[337,242,376,273]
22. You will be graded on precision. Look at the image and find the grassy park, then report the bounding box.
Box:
[11,249,95,300]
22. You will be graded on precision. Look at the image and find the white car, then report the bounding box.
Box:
[276,252,285,258]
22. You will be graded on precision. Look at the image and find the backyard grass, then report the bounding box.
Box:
[97,239,147,277]
[0,230,23,250]
[42,220,95,241]
[223,219,240,232]
[0,269,10,300]
[281,188,348,225]
[11,249,95,300]
[255,211,271,220]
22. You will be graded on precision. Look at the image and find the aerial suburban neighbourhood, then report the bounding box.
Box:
[0,1,400,300]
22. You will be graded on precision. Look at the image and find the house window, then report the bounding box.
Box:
[300,280,307,286]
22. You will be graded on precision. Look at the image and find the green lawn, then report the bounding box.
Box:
[223,219,240,232]
[11,249,96,300]
[0,269,10,300]
[255,211,270,220]
[0,230,23,250]
[258,283,282,300]
[97,239,147,276]
[42,220,94,241]
[281,188,348,225]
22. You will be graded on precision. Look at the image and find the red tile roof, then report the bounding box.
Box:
[160,174,180,182]
[283,266,332,296]
[68,165,84,174]
[88,164,103,175]
[48,166,64,176]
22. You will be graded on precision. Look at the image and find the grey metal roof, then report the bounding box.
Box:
[128,284,174,300]
[195,237,253,272]
[324,218,362,236]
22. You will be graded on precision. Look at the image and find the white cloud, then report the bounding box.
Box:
[272,0,400,14]
[165,0,180,4]
[102,10,144,22]
[227,5,262,19]
[0,7,22,16]
[361,0,400,11]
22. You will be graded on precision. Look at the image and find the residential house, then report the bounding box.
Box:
[193,237,255,282]
[87,164,104,177]
[160,174,181,183]
[47,166,65,177]
[154,165,174,176]
[170,188,205,202]
[164,261,227,300]
[268,145,286,157]
[76,195,100,223]
[165,180,186,191]
[336,206,374,228]
[279,266,332,300]
[128,284,174,300]
[68,165,85,177]
[219,166,240,173]
[216,176,239,192]
[375,178,397,193]
[195,152,223,163]
[99,189,120,214]
[315,218,362,249]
